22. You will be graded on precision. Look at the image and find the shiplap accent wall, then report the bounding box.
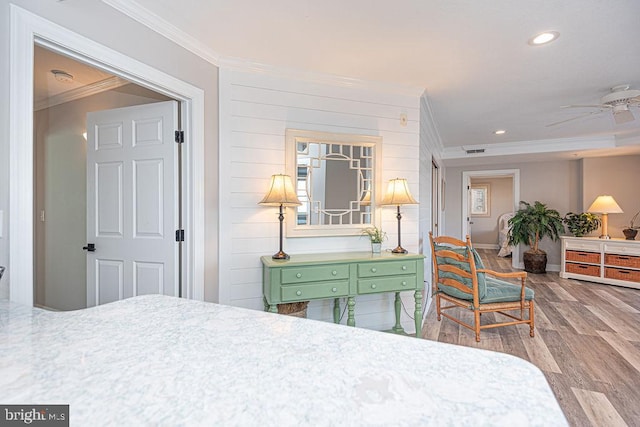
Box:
[218,67,423,332]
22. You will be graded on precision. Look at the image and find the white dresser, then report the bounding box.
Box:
[560,236,640,289]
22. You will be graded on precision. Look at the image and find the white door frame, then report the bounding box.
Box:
[9,5,205,305]
[461,169,520,270]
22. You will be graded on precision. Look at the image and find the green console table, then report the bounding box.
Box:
[261,251,425,337]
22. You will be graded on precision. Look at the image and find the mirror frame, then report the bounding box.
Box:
[285,129,382,237]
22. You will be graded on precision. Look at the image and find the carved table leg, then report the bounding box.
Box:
[414,290,423,338]
[391,292,405,334]
[347,297,356,327]
[333,298,341,324]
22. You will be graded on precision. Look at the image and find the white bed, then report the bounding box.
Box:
[497,212,514,257]
[0,295,567,426]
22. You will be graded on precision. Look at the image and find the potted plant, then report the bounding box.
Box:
[363,227,387,253]
[563,212,601,237]
[507,201,565,273]
[623,210,640,240]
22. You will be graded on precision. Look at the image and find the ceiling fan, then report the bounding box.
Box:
[547,84,640,127]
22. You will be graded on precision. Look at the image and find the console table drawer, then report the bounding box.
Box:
[357,276,417,294]
[566,262,600,277]
[281,265,349,284]
[605,267,640,283]
[358,260,416,278]
[566,250,600,264]
[605,254,640,269]
[282,280,349,301]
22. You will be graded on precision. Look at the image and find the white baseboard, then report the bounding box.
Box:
[473,243,499,249]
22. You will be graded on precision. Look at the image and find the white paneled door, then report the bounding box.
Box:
[86,101,179,307]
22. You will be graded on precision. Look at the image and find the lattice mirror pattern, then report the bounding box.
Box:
[286,129,382,237]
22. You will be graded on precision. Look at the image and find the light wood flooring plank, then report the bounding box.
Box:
[591,288,639,313]
[549,301,614,336]
[571,388,628,427]
[517,327,562,373]
[422,249,640,427]
[585,304,640,342]
[597,331,640,374]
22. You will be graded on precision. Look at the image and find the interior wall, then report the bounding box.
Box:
[219,68,422,332]
[419,94,444,304]
[470,177,513,247]
[35,84,169,311]
[582,155,640,238]
[0,1,219,302]
[446,160,581,268]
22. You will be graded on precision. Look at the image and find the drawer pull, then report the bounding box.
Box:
[296,273,302,278]
[402,265,407,270]
[371,283,377,289]
[618,270,630,274]
[296,290,302,296]
[371,268,377,273]
[332,287,337,292]
[401,281,407,286]
[332,270,337,275]
[578,265,588,269]
[618,256,630,260]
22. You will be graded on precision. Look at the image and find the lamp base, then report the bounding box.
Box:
[272,251,290,260]
[598,235,611,240]
[391,246,408,254]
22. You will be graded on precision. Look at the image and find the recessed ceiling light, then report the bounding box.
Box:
[528,31,559,46]
[51,69,74,83]
[494,129,506,135]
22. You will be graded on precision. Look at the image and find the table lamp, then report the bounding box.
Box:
[587,195,623,239]
[381,178,418,254]
[259,174,302,259]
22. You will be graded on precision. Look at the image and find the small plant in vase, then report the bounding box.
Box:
[363,227,387,253]
[563,212,601,237]
[623,211,640,240]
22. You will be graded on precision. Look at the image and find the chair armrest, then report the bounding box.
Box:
[477,269,527,280]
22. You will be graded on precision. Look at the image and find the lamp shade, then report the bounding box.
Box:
[259,174,302,207]
[587,195,623,214]
[360,191,371,206]
[380,178,417,206]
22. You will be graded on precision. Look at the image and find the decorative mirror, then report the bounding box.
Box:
[285,129,382,237]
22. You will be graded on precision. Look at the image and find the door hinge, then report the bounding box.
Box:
[175,229,185,242]
[175,130,184,144]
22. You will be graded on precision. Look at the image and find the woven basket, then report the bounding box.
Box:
[277,301,309,318]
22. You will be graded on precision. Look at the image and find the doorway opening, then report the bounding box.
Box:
[462,169,520,269]
[9,6,205,307]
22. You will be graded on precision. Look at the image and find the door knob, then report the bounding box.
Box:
[82,243,96,252]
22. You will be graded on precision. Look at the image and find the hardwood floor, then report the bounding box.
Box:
[420,249,640,427]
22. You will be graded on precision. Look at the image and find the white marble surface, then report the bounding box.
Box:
[0,295,567,426]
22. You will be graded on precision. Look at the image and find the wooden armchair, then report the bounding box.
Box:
[429,232,534,342]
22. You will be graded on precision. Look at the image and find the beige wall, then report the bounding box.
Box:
[582,155,640,237]
[445,160,581,268]
[35,84,169,311]
[445,156,639,268]
[470,177,513,246]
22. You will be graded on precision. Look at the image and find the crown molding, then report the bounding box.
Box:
[101,0,425,99]
[34,76,129,111]
[442,136,617,160]
[101,0,220,65]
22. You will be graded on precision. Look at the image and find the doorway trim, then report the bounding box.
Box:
[461,169,520,270]
[9,5,205,305]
